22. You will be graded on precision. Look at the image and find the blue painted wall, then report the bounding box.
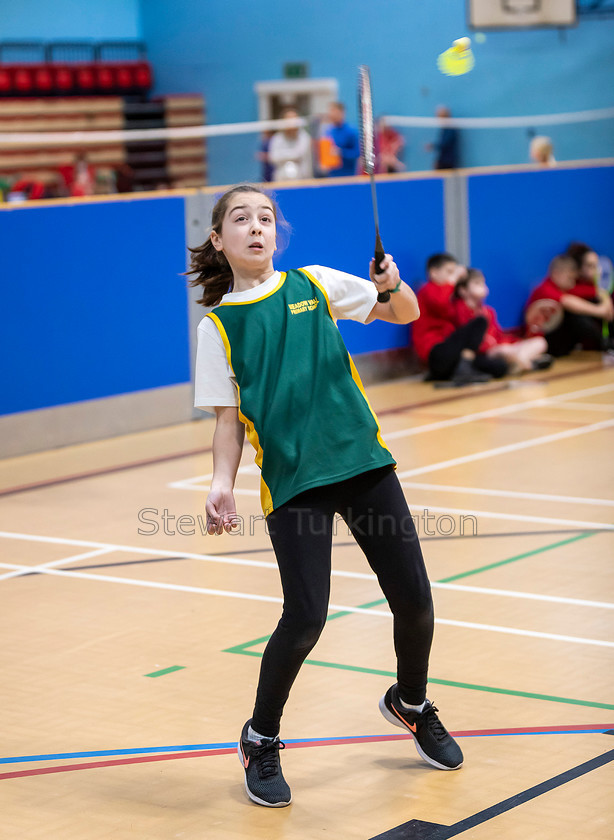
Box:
[0,0,141,41]
[272,177,446,353]
[468,164,614,328]
[139,0,614,186]
[2,164,611,419]
[1,197,190,415]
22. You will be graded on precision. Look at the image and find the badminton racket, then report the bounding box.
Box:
[358,64,389,303]
[525,298,564,335]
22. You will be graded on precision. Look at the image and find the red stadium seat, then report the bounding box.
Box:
[76,65,95,91]
[34,67,53,92]
[134,63,152,89]
[115,65,133,89]
[96,65,114,89]
[0,68,11,93]
[14,67,33,93]
[54,66,74,92]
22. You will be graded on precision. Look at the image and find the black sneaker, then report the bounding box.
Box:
[237,720,292,807]
[531,353,554,371]
[451,357,492,385]
[379,685,463,770]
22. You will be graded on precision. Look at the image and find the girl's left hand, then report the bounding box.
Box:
[370,253,401,293]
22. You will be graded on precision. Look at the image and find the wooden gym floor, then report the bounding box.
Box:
[1,354,613,839]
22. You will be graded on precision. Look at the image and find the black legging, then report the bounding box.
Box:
[428,316,508,380]
[251,466,434,737]
[546,310,603,357]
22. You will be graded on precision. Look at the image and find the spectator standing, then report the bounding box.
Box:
[256,131,274,183]
[268,108,313,182]
[321,102,360,177]
[426,106,459,170]
[529,136,555,166]
[377,118,405,173]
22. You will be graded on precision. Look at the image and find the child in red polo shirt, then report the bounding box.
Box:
[413,253,496,384]
[526,254,613,357]
[453,269,552,374]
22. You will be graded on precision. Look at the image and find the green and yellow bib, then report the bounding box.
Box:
[207,268,395,514]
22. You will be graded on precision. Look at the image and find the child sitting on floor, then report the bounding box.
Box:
[453,269,552,374]
[526,254,613,357]
[413,253,493,384]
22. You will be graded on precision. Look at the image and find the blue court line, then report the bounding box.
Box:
[2,728,611,765]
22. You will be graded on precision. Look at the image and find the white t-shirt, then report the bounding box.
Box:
[194,266,377,414]
[268,130,313,181]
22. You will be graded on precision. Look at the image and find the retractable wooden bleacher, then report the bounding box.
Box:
[0,41,207,196]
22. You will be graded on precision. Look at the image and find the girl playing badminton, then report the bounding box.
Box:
[189,184,463,808]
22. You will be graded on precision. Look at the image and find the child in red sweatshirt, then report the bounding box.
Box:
[453,269,552,374]
[413,253,497,384]
[526,254,613,356]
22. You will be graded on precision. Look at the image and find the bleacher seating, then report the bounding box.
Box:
[0,41,207,195]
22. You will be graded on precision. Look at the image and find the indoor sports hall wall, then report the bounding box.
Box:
[2,161,612,457]
[3,2,612,187]
[0,0,141,41]
[139,0,614,185]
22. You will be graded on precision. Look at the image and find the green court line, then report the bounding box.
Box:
[223,531,610,710]
[144,666,186,678]
[224,648,614,711]
[439,531,597,583]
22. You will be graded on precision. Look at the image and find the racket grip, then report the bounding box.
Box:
[374,233,390,302]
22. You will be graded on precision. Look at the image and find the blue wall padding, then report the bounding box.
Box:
[272,177,446,354]
[468,165,614,329]
[3,165,611,419]
[2,197,190,415]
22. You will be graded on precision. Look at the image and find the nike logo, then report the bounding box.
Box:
[393,705,417,732]
[240,745,250,768]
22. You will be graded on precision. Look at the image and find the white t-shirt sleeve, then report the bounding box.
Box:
[303,265,377,323]
[194,315,238,414]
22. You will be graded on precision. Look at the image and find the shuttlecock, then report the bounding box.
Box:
[437,37,475,76]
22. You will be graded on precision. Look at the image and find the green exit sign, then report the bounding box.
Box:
[283,62,309,79]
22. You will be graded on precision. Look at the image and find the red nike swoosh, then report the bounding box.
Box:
[393,705,417,732]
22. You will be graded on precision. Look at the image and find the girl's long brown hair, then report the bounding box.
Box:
[185,184,281,308]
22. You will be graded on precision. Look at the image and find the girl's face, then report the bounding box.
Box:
[211,191,277,275]
[580,251,599,281]
[467,275,488,302]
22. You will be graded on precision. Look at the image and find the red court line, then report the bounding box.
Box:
[2,725,611,782]
[0,446,213,498]
[0,362,603,498]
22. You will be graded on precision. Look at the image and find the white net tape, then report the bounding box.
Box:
[1,108,613,147]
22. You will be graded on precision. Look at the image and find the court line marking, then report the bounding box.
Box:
[369,748,614,839]
[227,644,614,711]
[167,382,614,491]
[399,497,614,530]
[2,729,612,781]
[397,417,614,479]
[0,531,611,610]
[0,547,113,583]
[402,481,614,508]
[550,400,614,412]
[0,562,612,647]
[2,725,611,767]
[0,369,607,499]
[4,558,609,610]
[385,382,614,441]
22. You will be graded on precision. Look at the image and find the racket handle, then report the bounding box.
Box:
[374,233,390,302]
